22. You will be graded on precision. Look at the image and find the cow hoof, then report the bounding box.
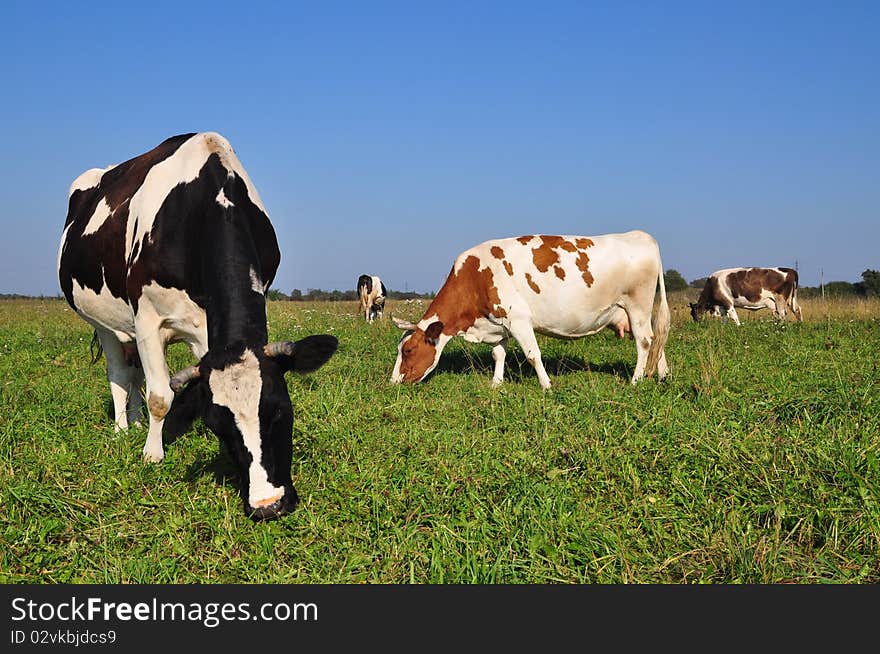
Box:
[490,379,504,389]
[142,448,164,463]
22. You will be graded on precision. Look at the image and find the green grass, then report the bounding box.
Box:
[1,297,878,583]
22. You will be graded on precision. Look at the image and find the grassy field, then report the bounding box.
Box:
[1,294,878,583]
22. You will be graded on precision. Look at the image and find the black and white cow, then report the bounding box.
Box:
[58,132,338,521]
[357,274,387,323]
[689,267,803,325]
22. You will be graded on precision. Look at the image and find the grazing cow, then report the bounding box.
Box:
[689,267,803,325]
[357,274,387,323]
[58,132,338,521]
[391,230,670,389]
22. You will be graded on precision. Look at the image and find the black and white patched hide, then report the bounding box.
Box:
[164,336,338,519]
[357,274,386,323]
[58,132,338,520]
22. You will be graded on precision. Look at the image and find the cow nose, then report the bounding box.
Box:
[247,491,297,521]
[248,500,283,521]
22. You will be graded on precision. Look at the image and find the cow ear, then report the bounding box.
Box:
[271,335,339,374]
[162,378,208,442]
[424,321,443,345]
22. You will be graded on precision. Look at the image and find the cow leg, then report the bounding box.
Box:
[790,294,803,321]
[770,295,786,320]
[126,379,144,426]
[507,320,551,389]
[95,327,137,432]
[189,338,208,361]
[126,357,145,427]
[626,310,653,383]
[134,321,172,463]
[726,307,741,326]
[490,339,508,388]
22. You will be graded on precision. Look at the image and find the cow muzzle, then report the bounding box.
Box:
[246,488,298,522]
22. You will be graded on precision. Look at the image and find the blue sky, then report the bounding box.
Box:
[1,1,877,295]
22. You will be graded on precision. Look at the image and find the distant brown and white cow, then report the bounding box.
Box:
[357,274,387,323]
[689,267,803,325]
[391,230,670,389]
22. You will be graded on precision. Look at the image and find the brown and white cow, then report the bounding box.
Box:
[689,267,803,325]
[391,230,670,389]
[357,274,387,323]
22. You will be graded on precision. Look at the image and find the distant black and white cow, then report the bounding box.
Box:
[357,274,387,323]
[391,231,670,389]
[58,132,338,521]
[689,267,803,325]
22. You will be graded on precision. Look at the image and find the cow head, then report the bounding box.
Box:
[163,335,338,521]
[390,317,449,383]
[689,302,706,322]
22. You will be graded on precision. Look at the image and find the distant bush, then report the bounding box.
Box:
[859,269,880,297]
[266,288,289,301]
[281,287,435,302]
[302,289,359,302]
[824,281,858,297]
[0,293,63,300]
[800,272,878,299]
[388,290,435,300]
[664,269,689,292]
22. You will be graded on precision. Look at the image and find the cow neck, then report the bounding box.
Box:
[201,219,269,350]
[420,257,502,336]
[421,276,472,336]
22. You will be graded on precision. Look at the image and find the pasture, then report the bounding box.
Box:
[1,295,878,583]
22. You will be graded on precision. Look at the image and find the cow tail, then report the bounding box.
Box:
[90,330,104,364]
[789,269,803,321]
[645,253,670,378]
